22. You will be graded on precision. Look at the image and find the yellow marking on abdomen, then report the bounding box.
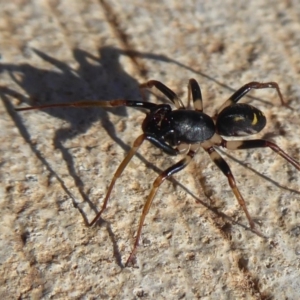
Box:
[252,113,258,125]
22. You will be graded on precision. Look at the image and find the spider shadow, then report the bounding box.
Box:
[1,46,146,267]
[2,46,140,211]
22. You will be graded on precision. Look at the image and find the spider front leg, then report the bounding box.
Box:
[15,99,158,111]
[125,144,199,266]
[88,134,146,226]
[216,81,286,116]
[89,131,179,227]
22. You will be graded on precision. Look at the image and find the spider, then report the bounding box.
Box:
[16,78,300,266]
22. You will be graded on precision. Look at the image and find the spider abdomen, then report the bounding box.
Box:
[216,103,266,137]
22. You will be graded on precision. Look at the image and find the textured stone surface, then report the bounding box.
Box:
[1,1,300,299]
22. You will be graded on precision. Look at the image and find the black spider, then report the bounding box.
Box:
[16,79,300,266]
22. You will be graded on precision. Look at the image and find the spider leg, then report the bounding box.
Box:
[188,78,203,111]
[202,140,261,235]
[145,134,178,156]
[15,99,158,111]
[89,130,180,226]
[139,80,185,109]
[125,144,199,266]
[89,134,146,226]
[223,139,300,171]
[216,81,286,116]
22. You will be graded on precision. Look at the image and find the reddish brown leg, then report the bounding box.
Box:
[202,141,263,237]
[223,139,300,171]
[125,145,199,266]
[15,99,157,111]
[89,134,146,226]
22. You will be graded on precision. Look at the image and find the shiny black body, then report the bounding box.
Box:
[142,104,216,154]
[216,103,266,136]
[142,100,267,157]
